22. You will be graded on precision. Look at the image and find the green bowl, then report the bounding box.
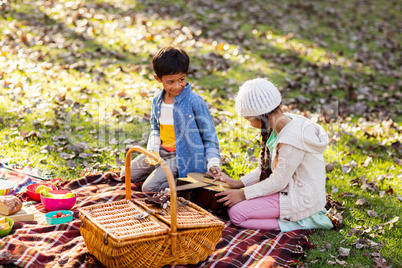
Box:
[0,217,14,237]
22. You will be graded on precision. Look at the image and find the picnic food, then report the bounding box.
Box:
[52,212,69,218]
[0,196,22,215]
[41,190,77,211]
[40,189,75,199]
[35,185,52,193]
[0,217,10,230]
[45,210,74,224]
[27,183,57,202]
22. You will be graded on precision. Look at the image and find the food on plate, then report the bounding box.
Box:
[39,189,75,199]
[35,185,53,193]
[0,217,10,230]
[0,195,23,215]
[52,212,70,218]
[64,193,75,198]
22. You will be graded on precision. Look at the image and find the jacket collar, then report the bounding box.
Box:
[276,114,328,153]
[155,82,192,104]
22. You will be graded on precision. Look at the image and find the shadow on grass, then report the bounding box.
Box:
[2,0,399,120]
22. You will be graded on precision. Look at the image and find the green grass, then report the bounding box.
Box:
[1,0,401,267]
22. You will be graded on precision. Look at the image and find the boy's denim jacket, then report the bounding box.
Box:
[147,83,220,178]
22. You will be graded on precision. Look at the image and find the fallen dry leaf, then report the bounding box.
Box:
[373,255,389,268]
[323,241,332,249]
[355,197,368,206]
[72,142,89,154]
[60,153,75,159]
[355,242,365,249]
[338,247,350,257]
[341,165,351,174]
[361,177,379,192]
[363,156,372,167]
[23,131,42,140]
[335,258,347,266]
[347,227,362,236]
[367,210,378,217]
[379,216,399,230]
[78,153,92,159]
[67,160,75,168]
[326,162,335,171]
[337,192,356,198]
[384,186,394,195]
[394,158,402,165]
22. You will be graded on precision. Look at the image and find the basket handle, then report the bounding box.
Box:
[125,146,178,252]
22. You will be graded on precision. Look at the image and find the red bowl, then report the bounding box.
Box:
[40,190,77,211]
[27,183,58,201]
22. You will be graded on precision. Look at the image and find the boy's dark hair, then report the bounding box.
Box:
[152,46,190,78]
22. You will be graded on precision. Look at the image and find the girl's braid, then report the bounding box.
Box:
[259,113,273,181]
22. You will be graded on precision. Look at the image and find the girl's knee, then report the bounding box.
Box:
[228,205,246,226]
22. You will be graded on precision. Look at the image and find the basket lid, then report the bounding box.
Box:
[132,197,225,229]
[79,200,170,242]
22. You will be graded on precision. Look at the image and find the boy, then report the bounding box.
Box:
[121,46,221,192]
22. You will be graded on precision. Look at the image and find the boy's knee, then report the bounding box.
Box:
[120,167,125,177]
[142,181,169,193]
[142,183,158,193]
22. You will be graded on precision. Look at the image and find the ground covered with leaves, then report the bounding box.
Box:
[0,0,401,267]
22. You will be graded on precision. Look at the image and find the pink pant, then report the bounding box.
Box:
[228,193,280,230]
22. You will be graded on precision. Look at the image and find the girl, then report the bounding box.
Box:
[214,78,333,231]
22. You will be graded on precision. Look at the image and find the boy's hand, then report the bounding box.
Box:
[208,166,221,177]
[215,189,245,207]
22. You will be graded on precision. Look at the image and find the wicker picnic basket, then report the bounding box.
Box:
[78,146,225,268]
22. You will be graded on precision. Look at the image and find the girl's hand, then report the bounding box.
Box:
[211,172,244,189]
[215,189,245,207]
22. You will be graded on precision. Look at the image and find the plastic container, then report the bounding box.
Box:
[27,183,58,201]
[0,180,14,195]
[0,217,14,237]
[41,190,77,211]
[45,210,73,225]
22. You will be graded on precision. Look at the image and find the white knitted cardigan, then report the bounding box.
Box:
[240,114,329,222]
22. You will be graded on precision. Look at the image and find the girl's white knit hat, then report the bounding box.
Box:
[235,78,282,117]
